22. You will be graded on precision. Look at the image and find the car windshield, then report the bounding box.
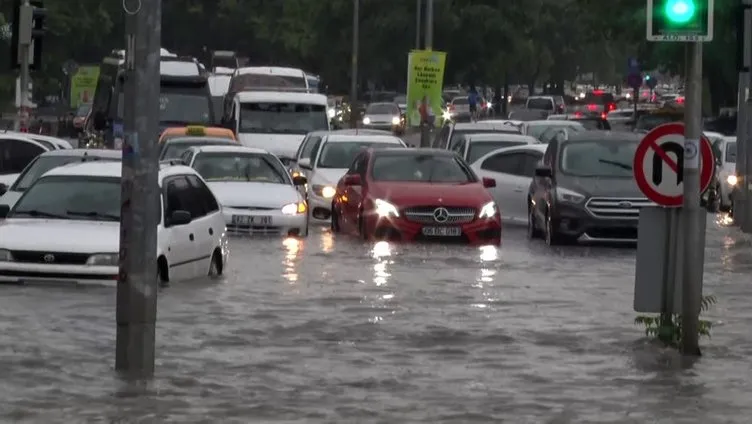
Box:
[449,129,514,146]
[239,102,328,135]
[367,104,398,115]
[118,92,212,124]
[317,142,399,169]
[528,122,584,139]
[10,176,121,221]
[726,142,737,163]
[11,155,119,192]
[527,98,553,110]
[453,97,469,105]
[372,154,474,183]
[635,114,682,131]
[394,95,406,104]
[161,140,232,159]
[467,141,529,163]
[560,139,638,177]
[193,153,289,184]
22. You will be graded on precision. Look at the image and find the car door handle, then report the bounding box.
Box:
[514,187,524,192]
[189,234,194,241]
[209,228,213,235]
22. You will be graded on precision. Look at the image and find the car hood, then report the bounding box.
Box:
[207,181,300,208]
[371,182,491,207]
[0,219,119,252]
[311,168,348,186]
[238,134,305,160]
[0,191,22,208]
[558,176,642,198]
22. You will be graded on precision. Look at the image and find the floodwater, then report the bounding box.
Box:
[1,215,751,423]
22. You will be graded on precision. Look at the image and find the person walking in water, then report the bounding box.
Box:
[468,85,479,122]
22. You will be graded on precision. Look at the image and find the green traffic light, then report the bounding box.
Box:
[664,0,696,24]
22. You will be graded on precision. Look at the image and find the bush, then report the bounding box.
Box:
[634,294,717,347]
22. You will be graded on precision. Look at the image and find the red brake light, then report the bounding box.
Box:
[574,111,583,117]
[601,112,607,119]
[607,103,616,111]
[587,104,597,111]
[592,90,604,95]
[676,97,685,104]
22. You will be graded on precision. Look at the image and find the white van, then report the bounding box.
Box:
[227,90,330,165]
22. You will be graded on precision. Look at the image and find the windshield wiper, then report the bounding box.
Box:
[66,210,120,221]
[598,159,632,170]
[12,209,69,219]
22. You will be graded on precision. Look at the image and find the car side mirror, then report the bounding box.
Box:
[535,166,552,178]
[343,174,361,186]
[169,210,192,226]
[0,204,9,218]
[0,183,7,196]
[292,175,307,186]
[298,158,312,170]
[482,177,496,188]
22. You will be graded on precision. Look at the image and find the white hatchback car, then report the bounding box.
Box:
[180,145,309,236]
[296,133,406,224]
[0,161,228,286]
[472,144,548,225]
[447,132,539,165]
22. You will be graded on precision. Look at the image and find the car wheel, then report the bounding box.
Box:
[527,203,542,239]
[706,188,720,213]
[331,204,340,233]
[358,212,368,240]
[208,250,223,278]
[544,212,564,246]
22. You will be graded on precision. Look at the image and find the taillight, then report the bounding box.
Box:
[601,112,607,119]
[586,104,597,111]
[676,97,685,104]
[574,112,583,117]
[607,103,616,111]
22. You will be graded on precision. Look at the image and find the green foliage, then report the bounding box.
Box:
[634,294,717,347]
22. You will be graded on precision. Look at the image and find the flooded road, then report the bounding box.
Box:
[1,216,752,423]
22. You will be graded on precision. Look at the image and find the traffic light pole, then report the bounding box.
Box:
[681,41,704,356]
[743,1,752,232]
[116,0,161,378]
[17,36,29,132]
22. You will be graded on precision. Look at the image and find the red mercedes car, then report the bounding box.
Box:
[331,148,501,244]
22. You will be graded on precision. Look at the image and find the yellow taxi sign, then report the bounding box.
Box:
[185,126,206,136]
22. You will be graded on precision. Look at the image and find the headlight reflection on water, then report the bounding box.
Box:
[282,237,301,283]
[371,241,392,286]
[479,245,498,262]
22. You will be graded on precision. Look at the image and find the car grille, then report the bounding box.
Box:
[403,206,476,224]
[226,225,281,235]
[585,197,655,219]
[225,206,276,211]
[10,250,90,265]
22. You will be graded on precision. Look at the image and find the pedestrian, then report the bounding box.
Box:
[468,84,479,122]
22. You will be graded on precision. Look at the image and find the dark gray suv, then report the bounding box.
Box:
[527,131,652,245]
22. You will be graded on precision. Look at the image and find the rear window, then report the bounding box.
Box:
[584,92,615,104]
[452,97,469,105]
[526,98,553,110]
[726,142,736,163]
[450,129,512,145]
[467,141,529,163]
[366,104,398,114]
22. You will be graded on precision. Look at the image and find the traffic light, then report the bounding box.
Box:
[646,75,658,90]
[646,0,714,42]
[9,0,46,71]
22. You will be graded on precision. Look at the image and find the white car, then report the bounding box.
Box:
[518,120,586,141]
[0,149,122,209]
[4,132,74,150]
[180,145,309,236]
[0,134,51,189]
[713,136,736,211]
[472,144,548,225]
[447,132,539,165]
[0,161,228,286]
[296,133,406,224]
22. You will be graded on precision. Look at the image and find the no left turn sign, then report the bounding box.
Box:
[633,123,714,207]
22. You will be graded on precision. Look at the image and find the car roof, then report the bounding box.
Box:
[0,133,52,150]
[324,134,404,143]
[464,133,538,143]
[528,120,576,125]
[164,136,237,144]
[473,144,548,164]
[39,148,121,158]
[235,91,327,105]
[5,132,73,148]
[191,145,269,154]
[452,121,520,131]
[43,160,197,180]
[372,147,455,156]
[367,102,399,108]
[560,131,641,143]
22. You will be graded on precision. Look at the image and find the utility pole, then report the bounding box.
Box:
[116,0,162,377]
[349,0,359,129]
[742,0,752,232]
[681,42,703,356]
[419,0,434,148]
[415,0,422,49]
[736,0,752,231]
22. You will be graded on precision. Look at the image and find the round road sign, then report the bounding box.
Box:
[633,123,714,207]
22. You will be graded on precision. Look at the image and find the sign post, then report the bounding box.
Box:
[627,58,642,117]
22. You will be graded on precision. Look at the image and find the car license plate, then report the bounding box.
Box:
[422,226,461,236]
[231,215,273,226]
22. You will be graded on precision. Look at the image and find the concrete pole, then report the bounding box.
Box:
[415,0,422,49]
[16,0,31,132]
[681,42,703,356]
[116,0,161,377]
[419,0,434,148]
[349,0,359,129]
[742,2,752,232]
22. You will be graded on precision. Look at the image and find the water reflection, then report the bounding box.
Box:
[371,242,392,286]
[479,245,498,262]
[716,213,733,227]
[282,237,301,283]
[371,241,391,259]
[320,230,334,253]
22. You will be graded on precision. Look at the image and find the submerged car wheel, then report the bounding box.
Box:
[358,213,368,240]
[544,212,567,246]
[527,204,542,239]
[331,204,340,233]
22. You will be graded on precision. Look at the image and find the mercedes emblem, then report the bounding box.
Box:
[433,207,450,223]
[43,254,55,263]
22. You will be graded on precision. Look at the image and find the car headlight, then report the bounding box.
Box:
[374,199,399,217]
[555,188,585,203]
[0,249,13,262]
[312,184,335,198]
[478,201,497,218]
[362,117,371,125]
[442,110,452,121]
[282,202,307,215]
[86,253,118,266]
[391,116,401,125]
[328,108,336,118]
[727,175,738,186]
